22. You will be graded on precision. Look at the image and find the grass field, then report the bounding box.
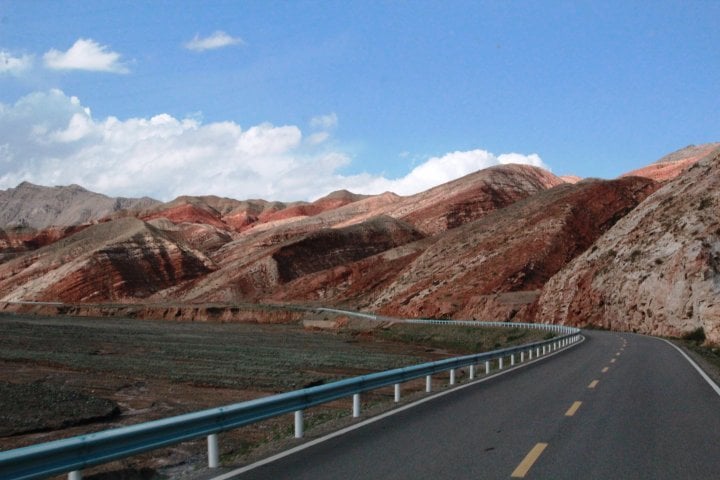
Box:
[0,312,550,477]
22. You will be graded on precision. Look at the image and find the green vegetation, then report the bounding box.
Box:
[0,312,556,467]
[0,381,119,436]
[0,314,429,392]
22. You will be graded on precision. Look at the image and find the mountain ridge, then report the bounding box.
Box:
[1,144,718,344]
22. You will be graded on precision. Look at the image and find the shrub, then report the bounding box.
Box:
[683,327,706,343]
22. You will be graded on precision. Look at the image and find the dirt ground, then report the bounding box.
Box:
[0,312,548,478]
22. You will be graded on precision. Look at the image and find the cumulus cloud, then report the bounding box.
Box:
[0,51,33,75]
[333,149,550,196]
[43,39,129,73]
[0,90,550,202]
[185,31,244,52]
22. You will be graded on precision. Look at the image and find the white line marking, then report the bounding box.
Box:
[660,338,720,397]
[209,337,586,479]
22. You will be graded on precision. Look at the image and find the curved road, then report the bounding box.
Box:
[213,331,720,479]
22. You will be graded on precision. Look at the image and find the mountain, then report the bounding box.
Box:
[0,182,159,229]
[2,146,719,345]
[0,217,214,302]
[151,164,562,303]
[537,146,720,343]
[369,177,658,320]
[621,143,720,182]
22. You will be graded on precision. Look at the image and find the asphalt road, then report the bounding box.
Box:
[216,331,720,479]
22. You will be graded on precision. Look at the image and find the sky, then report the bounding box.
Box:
[0,1,718,202]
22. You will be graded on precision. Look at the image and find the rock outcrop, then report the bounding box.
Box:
[537,148,720,344]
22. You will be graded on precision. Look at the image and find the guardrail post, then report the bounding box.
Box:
[469,364,475,379]
[394,383,401,402]
[537,347,541,357]
[485,360,490,374]
[69,471,82,480]
[426,375,432,392]
[498,357,504,370]
[353,393,361,418]
[449,368,456,385]
[521,351,525,362]
[294,410,304,438]
[208,433,219,468]
[511,354,515,366]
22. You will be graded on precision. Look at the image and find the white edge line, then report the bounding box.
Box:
[210,335,586,479]
[659,338,720,397]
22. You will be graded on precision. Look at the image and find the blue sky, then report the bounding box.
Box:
[0,1,718,201]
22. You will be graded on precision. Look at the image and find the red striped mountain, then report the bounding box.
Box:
[152,164,563,302]
[0,164,564,305]
[0,218,214,302]
[271,177,657,321]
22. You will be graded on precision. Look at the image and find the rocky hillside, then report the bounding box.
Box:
[152,164,561,303]
[537,146,720,343]
[370,177,658,321]
[0,182,159,229]
[0,218,214,302]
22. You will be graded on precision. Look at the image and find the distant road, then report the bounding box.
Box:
[214,331,720,479]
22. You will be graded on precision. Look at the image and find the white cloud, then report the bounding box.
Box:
[0,51,33,75]
[310,113,338,130]
[185,31,244,52]
[43,39,129,73]
[0,90,551,202]
[336,149,551,196]
[307,132,330,145]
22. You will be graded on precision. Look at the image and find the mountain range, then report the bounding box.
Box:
[1,143,718,344]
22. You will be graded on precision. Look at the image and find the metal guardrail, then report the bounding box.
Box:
[0,312,581,480]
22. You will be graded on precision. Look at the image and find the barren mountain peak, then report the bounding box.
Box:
[318,189,363,200]
[654,142,720,164]
[622,142,720,182]
[0,182,160,229]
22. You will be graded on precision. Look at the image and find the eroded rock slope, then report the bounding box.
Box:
[538,147,720,343]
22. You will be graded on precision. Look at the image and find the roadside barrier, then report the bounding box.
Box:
[0,310,581,480]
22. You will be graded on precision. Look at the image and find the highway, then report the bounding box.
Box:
[213,331,720,479]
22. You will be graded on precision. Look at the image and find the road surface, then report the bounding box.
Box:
[214,330,720,479]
